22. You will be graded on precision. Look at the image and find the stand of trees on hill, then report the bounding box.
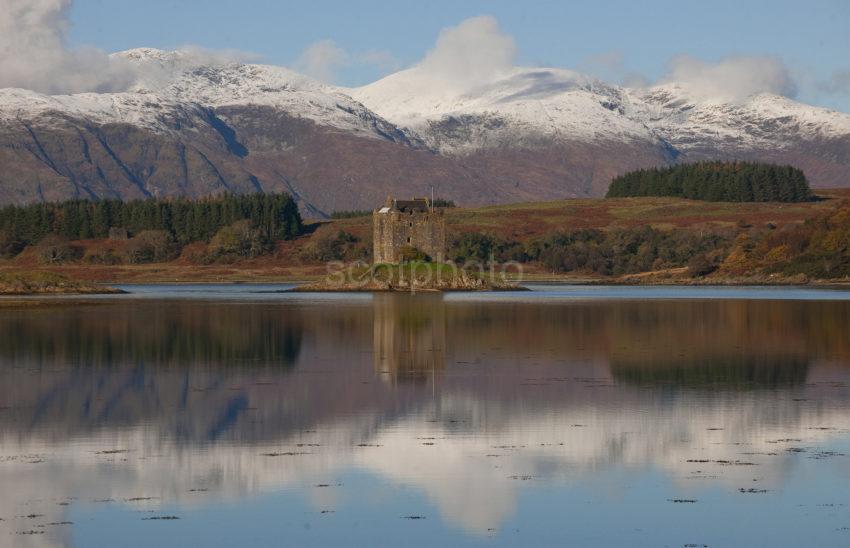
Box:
[606,161,812,202]
[0,193,302,247]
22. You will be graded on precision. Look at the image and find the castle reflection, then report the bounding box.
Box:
[372,293,446,382]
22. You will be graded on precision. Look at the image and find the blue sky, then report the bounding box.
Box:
[67,0,850,110]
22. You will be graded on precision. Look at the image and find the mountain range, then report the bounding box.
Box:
[1,48,848,216]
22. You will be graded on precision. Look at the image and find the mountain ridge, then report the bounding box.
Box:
[0,48,848,215]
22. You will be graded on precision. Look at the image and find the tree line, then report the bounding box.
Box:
[0,192,303,247]
[606,161,812,202]
[449,226,733,277]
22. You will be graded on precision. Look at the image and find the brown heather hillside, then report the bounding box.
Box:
[0,191,847,284]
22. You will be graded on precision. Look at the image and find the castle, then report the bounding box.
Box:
[373,196,446,263]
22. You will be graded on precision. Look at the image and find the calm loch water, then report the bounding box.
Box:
[1,286,849,547]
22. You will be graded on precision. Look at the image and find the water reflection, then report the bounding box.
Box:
[373,293,446,382]
[0,291,849,546]
[0,302,304,368]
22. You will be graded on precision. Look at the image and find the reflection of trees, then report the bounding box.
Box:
[610,355,810,388]
[442,300,850,390]
[373,293,446,382]
[0,301,395,444]
[0,302,303,368]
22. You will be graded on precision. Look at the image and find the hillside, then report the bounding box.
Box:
[352,66,850,196]
[0,50,849,215]
[0,191,846,285]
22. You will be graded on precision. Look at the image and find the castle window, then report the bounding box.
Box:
[407,237,411,243]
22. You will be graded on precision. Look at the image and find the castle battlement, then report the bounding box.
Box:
[373,196,446,263]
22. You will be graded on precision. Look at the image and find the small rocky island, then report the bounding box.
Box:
[297,196,525,292]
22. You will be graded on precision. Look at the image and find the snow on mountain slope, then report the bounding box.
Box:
[352,65,850,157]
[349,67,659,153]
[0,48,407,141]
[0,87,194,131]
[5,49,847,158]
[632,84,850,150]
[159,65,403,140]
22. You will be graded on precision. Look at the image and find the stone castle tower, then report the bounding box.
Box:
[373,196,446,263]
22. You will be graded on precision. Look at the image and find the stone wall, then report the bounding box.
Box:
[373,209,446,263]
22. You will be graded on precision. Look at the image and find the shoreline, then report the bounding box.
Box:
[96,275,850,288]
[0,265,848,296]
[1,277,848,298]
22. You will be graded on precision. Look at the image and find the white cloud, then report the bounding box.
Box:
[415,15,516,92]
[0,0,137,94]
[294,40,399,84]
[293,39,350,83]
[0,0,259,95]
[403,17,801,106]
[660,55,798,102]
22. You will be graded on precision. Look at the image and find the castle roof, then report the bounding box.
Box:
[393,198,429,213]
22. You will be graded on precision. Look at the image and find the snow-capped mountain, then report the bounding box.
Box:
[116,48,411,140]
[0,49,449,214]
[0,50,848,214]
[0,48,408,143]
[352,66,850,189]
[349,67,658,149]
[352,65,850,151]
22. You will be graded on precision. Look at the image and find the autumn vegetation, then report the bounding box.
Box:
[0,182,848,285]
